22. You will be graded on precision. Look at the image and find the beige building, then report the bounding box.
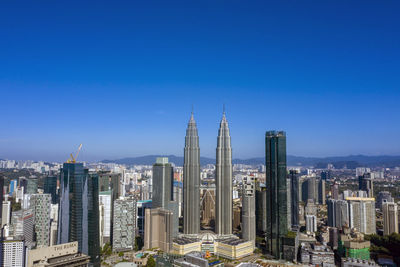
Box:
[383,202,398,235]
[173,237,202,255]
[144,208,173,252]
[27,241,90,267]
[214,238,254,260]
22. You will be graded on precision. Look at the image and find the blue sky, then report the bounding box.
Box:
[1,1,399,162]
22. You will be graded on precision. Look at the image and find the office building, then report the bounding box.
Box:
[0,238,26,267]
[318,179,326,204]
[2,201,11,227]
[152,157,179,238]
[331,181,339,200]
[382,202,398,235]
[358,173,374,198]
[137,200,152,240]
[26,241,90,267]
[26,177,38,194]
[57,162,100,267]
[327,199,349,229]
[112,197,137,252]
[215,111,233,235]
[183,112,201,235]
[289,170,299,229]
[306,215,317,233]
[98,172,121,202]
[9,179,17,196]
[242,176,256,245]
[347,197,376,235]
[377,191,393,210]
[144,208,174,252]
[99,190,112,245]
[255,183,267,235]
[30,193,51,247]
[44,176,58,204]
[265,131,288,259]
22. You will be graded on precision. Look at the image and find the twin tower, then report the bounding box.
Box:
[183,111,233,236]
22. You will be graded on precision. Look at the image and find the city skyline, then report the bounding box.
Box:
[1,1,400,161]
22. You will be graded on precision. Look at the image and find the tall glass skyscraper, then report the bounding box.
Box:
[289,170,299,229]
[265,131,288,259]
[57,163,100,267]
[44,176,58,204]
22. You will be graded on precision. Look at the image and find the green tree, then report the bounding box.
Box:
[146,255,156,267]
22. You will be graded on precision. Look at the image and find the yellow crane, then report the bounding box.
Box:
[67,144,82,163]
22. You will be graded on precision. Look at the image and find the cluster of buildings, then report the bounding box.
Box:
[1,112,400,267]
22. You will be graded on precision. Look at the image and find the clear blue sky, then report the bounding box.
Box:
[1,1,399,162]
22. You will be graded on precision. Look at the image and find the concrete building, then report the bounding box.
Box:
[11,209,35,249]
[0,237,26,267]
[26,241,90,267]
[341,258,378,267]
[112,197,137,252]
[255,183,267,235]
[137,200,152,240]
[377,191,394,210]
[347,197,376,235]
[328,199,349,229]
[2,201,11,227]
[215,112,233,236]
[214,238,254,260]
[331,181,339,200]
[300,243,335,267]
[99,190,112,245]
[172,237,202,255]
[241,177,256,245]
[30,193,51,247]
[358,173,373,198]
[318,179,326,205]
[183,112,201,235]
[144,208,174,252]
[265,131,288,259]
[306,215,317,233]
[382,201,398,235]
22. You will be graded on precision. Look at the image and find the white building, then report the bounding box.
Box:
[99,190,112,245]
[306,215,317,233]
[1,238,25,267]
[2,201,11,227]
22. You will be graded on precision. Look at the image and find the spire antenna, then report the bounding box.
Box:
[223,104,226,114]
[191,104,194,115]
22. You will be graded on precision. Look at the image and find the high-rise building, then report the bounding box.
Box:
[0,238,26,267]
[305,215,317,233]
[0,176,3,220]
[43,176,58,204]
[26,177,38,194]
[57,162,100,267]
[377,191,393,210]
[183,112,201,235]
[11,209,35,248]
[302,177,317,203]
[242,176,256,245]
[255,183,267,235]
[99,190,112,245]
[331,181,339,200]
[358,173,374,198]
[112,197,137,252]
[152,157,179,238]
[98,172,121,202]
[144,208,174,253]
[318,179,326,205]
[137,200,152,240]
[30,194,51,247]
[265,131,288,259]
[382,202,398,235]
[327,199,349,229]
[215,112,233,235]
[1,201,11,228]
[347,197,376,235]
[289,170,299,229]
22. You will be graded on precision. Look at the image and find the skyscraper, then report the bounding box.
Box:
[215,112,233,235]
[265,131,288,259]
[242,176,256,245]
[57,163,100,267]
[152,157,179,238]
[289,170,299,229]
[44,176,58,204]
[382,202,398,235]
[30,194,51,247]
[359,173,374,198]
[347,197,376,235]
[113,197,137,252]
[183,112,200,235]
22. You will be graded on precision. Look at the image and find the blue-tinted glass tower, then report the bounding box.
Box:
[58,163,100,267]
[265,131,288,259]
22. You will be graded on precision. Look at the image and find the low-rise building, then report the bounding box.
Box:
[26,241,90,267]
[173,237,202,255]
[214,238,253,260]
[341,258,378,267]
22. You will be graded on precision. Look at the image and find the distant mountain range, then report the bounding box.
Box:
[101,154,400,168]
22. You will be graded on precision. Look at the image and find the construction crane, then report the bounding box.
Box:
[67,144,82,163]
